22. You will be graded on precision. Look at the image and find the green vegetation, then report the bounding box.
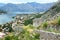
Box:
[56,6,60,12]
[24,19,33,26]
[0,13,43,40]
[5,35,19,40]
[57,17,60,25]
[38,17,60,33]
[34,14,43,18]
[2,23,13,32]
[0,25,40,40]
[24,13,43,26]
[42,22,48,29]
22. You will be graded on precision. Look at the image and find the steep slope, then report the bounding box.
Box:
[38,2,60,25]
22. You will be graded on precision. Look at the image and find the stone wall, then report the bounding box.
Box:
[40,30,60,40]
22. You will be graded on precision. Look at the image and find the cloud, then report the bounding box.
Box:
[37,0,58,3]
[0,0,58,4]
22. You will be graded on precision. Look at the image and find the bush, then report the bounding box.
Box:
[48,20,58,25]
[34,14,43,18]
[57,17,60,25]
[24,19,33,26]
[56,6,60,12]
[2,24,40,40]
[4,34,19,40]
[42,22,48,29]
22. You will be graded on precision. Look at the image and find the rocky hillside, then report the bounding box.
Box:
[38,2,60,25]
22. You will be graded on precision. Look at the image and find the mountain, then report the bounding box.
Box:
[0,3,5,7]
[17,3,37,12]
[26,2,54,12]
[0,2,54,12]
[0,3,22,12]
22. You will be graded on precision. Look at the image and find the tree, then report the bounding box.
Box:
[24,19,33,26]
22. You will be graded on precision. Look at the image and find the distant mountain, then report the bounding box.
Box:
[0,3,22,12]
[17,3,37,12]
[0,3,5,7]
[0,2,55,12]
[26,2,54,12]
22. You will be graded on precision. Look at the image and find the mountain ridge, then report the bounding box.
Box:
[0,2,54,12]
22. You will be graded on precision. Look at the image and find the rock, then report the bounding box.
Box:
[40,30,60,40]
[0,32,6,38]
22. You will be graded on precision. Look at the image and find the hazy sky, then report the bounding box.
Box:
[0,0,58,4]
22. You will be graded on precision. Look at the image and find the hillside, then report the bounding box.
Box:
[38,2,60,25]
[0,2,54,12]
[0,2,60,40]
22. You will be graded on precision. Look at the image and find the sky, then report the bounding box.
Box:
[0,0,58,4]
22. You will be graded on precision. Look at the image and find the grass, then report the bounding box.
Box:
[42,22,48,29]
[57,17,60,25]
[0,25,40,40]
[38,17,60,33]
[1,17,60,40]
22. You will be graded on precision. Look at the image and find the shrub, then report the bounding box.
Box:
[2,24,40,40]
[34,14,43,18]
[57,17,60,25]
[42,22,48,29]
[19,25,40,40]
[56,6,60,12]
[4,34,19,40]
[24,19,33,26]
[48,20,58,25]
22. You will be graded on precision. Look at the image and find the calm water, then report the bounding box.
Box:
[0,14,14,24]
[0,12,36,24]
